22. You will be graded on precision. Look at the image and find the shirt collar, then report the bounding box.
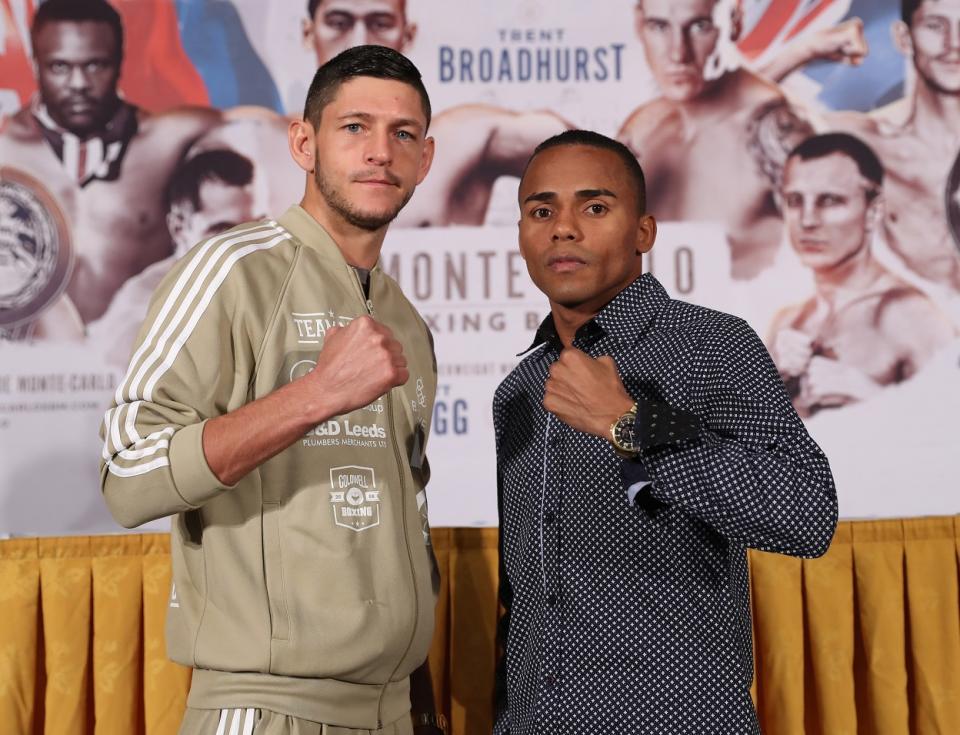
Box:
[522,273,669,354]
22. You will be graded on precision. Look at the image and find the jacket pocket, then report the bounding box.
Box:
[262,501,290,641]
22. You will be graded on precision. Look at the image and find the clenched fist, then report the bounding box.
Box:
[305,315,408,418]
[543,348,634,438]
[773,328,814,378]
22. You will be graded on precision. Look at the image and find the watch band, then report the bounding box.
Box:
[413,712,449,733]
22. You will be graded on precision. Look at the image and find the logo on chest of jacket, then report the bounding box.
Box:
[291,311,353,345]
[329,465,381,531]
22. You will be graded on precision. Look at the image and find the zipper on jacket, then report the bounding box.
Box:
[350,266,421,729]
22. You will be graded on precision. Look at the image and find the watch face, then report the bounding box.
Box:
[615,414,638,450]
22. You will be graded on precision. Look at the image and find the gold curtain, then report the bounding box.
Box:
[1,518,958,734]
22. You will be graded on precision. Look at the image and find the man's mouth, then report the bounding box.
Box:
[547,254,588,272]
[353,172,400,188]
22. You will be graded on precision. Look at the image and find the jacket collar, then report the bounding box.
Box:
[277,205,382,273]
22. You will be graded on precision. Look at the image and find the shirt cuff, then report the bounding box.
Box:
[635,397,701,449]
[169,420,236,507]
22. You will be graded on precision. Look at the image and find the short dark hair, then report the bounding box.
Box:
[165,149,255,213]
[902,0,923,26]
[522,130,647,214]
[302,44,431,131]
[31,0,124,62]
[785,133,884,200]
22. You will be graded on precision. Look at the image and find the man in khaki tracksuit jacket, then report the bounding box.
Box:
[99,46,447,735]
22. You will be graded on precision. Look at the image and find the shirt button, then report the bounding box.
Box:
[547,594,557,607]
[550,431,562,447]
[544,674,556,689]
[544,511,555,525]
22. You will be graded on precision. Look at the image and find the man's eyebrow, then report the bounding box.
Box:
[522,188,619,204]
[337,111,424,130]
[576,188,617,199]
[522,191,556,204]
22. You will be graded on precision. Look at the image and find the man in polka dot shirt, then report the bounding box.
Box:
[493,130,838,734]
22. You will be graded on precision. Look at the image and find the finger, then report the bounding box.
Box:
[384,338,405,354]
[565,347,592,363]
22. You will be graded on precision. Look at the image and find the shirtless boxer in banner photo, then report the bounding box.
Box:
[618,0,814,280]
[0,0,220,337]
[768,133,954,417]
[770,0,960,293]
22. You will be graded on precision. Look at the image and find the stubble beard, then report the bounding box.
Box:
[313,154,413,232]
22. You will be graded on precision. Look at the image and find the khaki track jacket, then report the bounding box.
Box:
[99,206,438,729]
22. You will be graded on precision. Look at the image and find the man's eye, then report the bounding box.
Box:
[324,12,356,32]
[784,194,802,208]
[396,130,414,141]
[532,207,552,219]
[49,61,68,74]
[645,19,668,32]
[690,20,715,34]
[368,14,398,32]
[344,123,362,133]
[820,194,844,206]
[586,203,607,215]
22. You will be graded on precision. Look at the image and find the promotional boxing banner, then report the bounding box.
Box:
[2,0,958,532]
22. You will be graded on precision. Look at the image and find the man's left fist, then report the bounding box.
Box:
[543,348,635,438]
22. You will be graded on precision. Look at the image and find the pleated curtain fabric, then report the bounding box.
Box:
[0,519,958,735]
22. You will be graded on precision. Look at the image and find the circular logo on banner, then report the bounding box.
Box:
[0,167,73,329]
[946,150,960,255]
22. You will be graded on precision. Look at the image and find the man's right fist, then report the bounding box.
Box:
[773,328,814,378]
[304,315,409,419]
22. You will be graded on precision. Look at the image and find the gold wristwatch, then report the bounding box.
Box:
[610,401,640,458]
[413,712,449,734]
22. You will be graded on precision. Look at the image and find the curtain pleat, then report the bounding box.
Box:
[850,519,909,734]
[902,517,960,733]
[0,538,42,734]
[91,534,143,735]
[0,518,958,734]
[39,536,93,734]
[751,551,804,734]
[802,523,856,735]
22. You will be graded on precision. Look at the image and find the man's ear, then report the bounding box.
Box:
[865,192,884,234]
[301,18,314,51]
[403,22,418,49]
[416,134,435,185]
[289,118,316,174]
[892,20,913,57]
[166,204,188,241]
[635,213,657,255]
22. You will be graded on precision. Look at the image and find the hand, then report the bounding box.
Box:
[542,348,634,438]
[800,355,881,408]
[773,328,814,378]
[801,18,867,66]
[303,316,408,418]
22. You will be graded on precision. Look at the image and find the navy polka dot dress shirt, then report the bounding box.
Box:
[493,274,837,734]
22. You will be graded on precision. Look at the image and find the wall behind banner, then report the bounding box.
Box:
[1,0,958,534]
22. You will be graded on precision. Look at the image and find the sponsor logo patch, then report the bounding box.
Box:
[329,465,381,532]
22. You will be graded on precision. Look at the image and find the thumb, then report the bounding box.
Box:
[597,355,617,369]
[323,325,341,343]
